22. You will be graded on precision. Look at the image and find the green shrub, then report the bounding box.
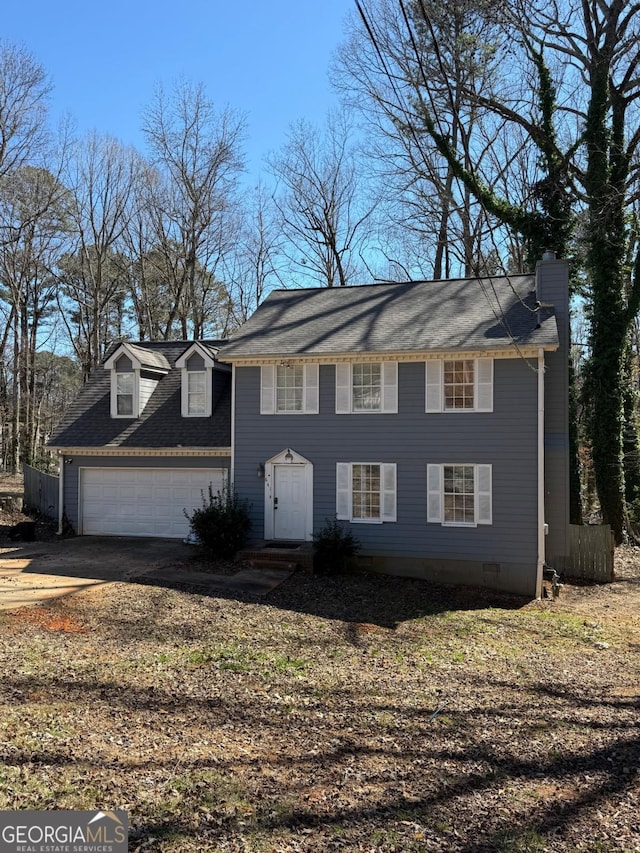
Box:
[312,517,360,575]
[186,487,251,559]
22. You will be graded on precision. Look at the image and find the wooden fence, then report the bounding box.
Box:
[23,464,59,521]
[556,523,615,583]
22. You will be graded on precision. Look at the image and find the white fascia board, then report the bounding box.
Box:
[104,343,143,370]
[222,345,558,366]
[176,342,217,369]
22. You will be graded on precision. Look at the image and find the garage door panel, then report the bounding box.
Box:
[81,467,226,537]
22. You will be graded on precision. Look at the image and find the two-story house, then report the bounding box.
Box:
[221,253,569,598]
[49,254,569,597]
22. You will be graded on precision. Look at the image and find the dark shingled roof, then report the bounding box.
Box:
[49,341,231,449]
[220,274,558,359]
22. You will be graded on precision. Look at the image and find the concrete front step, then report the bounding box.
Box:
[246,557,300,571]
[237,543,314,573]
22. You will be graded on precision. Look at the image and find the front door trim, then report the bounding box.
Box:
[264,448,313,542]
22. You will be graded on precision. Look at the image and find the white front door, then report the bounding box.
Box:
[273,464,307,540]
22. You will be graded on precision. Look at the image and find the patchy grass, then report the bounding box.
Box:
[0,562,639,852]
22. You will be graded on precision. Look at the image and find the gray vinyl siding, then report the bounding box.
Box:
[233,360,538,569]
[139,374,160,411]
[61,455,231,533]
[115,356,133,371]
[187,353,206,370]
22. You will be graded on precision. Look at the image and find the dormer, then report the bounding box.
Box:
[175,343,218,417]
[104,343,170,419]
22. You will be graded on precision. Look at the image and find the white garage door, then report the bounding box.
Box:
[80,467,226,538]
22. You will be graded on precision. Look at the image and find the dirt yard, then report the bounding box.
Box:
[0,534,639,852]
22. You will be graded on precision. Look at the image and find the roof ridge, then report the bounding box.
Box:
[263,273,535,296]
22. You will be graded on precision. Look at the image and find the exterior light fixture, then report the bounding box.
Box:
[257,463,265,479]
[284,449,294,463]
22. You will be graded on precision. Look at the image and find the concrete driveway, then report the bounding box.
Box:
[0,535,292,610]
[0,536,194,610]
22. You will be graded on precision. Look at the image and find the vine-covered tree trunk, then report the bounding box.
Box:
[583,37,639,543]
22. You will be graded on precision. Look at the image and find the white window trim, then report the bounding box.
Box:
[181,367,212,417]
[427,463,492,526]
[336,462,397,524]
[260,364,319,414]
[336,362,398,414]
[425,358,493,413]
[110,370,139,419]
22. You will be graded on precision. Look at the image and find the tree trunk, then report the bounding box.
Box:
[584,50,633,543]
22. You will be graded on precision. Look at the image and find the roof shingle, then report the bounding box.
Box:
[49,341,230,449]
[220,275,558,359]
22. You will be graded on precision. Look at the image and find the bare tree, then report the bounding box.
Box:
[224,181,285,325]
[0,40,53,470]
[334,0,520,279]
[59,132,142,378]
[0,165,72,469]
[0,41,51,182]
[268,110,375,287]
[142,81,245,338]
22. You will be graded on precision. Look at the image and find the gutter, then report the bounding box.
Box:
[536,347,545,599]
[57,451,64,536]
[230,363,236,489]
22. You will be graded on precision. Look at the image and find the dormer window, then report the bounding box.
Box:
[116,370,135,415]
[176,344,217,418]
[187,366,207,415]
[104,343,170,420]
[111,354,138,418]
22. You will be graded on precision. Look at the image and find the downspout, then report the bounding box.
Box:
[536,348,545,599]
[230,364,236,490]
[57,451,64,535]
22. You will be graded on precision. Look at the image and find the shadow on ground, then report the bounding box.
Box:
[1,534,530,627]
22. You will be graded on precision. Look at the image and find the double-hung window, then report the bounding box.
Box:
[187,371,207,415]
[116,372,134,416]
[260,364,319,414]
[444,360,475,409]
[427,463,492,526]
[426,358,493,412]
[336,462,397,523]
[276,364,304,412]
[177,347,214,417]
[336,362,398,413]
[352,363,381,411]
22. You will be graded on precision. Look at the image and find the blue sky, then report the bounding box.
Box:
[3,0,355,183]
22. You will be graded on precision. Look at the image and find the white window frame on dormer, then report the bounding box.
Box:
[176,344,216,418]
[425,358,493,413]
[185,370,208,416]
[110,366,139,418]
[180,367,212,417]
[260,364,319,414]
[335,362,398,414]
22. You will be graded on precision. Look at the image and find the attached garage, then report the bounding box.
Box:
[79,467,226,538]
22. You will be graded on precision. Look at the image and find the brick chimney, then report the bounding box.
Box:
[536,251,570,567]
